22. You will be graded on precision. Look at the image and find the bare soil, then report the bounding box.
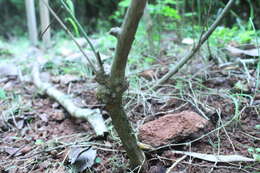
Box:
[0,38,259,173]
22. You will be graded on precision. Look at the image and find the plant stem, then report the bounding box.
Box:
[97,0,148,170]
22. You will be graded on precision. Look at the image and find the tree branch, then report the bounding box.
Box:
[111,0,147,81]
[32,62,108,136]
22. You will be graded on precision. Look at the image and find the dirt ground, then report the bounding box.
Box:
[0,37,260,173]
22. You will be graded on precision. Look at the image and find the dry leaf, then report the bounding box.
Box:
[68,147,97,172]
[226,45,260,57]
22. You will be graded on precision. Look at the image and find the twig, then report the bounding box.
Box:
[171,150,255,162]
[166,155,187,173]
[20,143,73,159]
[6,144,27,159]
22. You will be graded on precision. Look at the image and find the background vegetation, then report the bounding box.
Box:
[0,0,259,172]
[1,0,260,38]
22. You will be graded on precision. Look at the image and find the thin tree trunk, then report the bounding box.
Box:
[39,0,51,46]
[96,0,147,170]
[25,0,38,45]
[143,3,156,55]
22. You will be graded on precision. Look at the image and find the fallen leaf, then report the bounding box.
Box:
[226,45,260,57]
[68,147,97,172]
[139,69,156,80]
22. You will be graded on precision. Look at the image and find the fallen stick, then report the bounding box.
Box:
[32,62,108,136]
[166,155,187,173]
[171,150,255,163]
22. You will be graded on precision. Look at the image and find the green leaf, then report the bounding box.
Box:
[65,18,79,37]
[253,153,260,162]
[161,6,180,19]
[35,139,45,145]
[119,0,130,7]
[238,30,254,43]
[234,81,248,92]
[0,88,6,100]
[255,148,260,153]
[248,147,255,153]
[164,0,177,5]
[255,124,260,130]
[144,57,155,63]
[95,157,102,163]
[65,0,75,15]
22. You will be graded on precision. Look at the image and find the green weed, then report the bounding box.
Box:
[248,147,260,162]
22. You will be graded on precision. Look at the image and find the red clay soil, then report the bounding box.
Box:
[139,111,209,147]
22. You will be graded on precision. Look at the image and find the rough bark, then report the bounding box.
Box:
[96,0,147,170]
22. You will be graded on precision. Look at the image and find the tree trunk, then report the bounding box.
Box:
[143,3,156,55]
[25,0,38,45]
[39,0,51,46]
[96,0,147,170]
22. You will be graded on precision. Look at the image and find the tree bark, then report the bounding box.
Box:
[96,0,147,170]
[25,0,38,45]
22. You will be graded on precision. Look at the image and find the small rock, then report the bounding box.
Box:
[138,111,209,147]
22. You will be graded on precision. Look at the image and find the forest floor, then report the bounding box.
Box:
[0,33,259,173]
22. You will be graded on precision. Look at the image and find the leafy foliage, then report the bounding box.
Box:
[111,0,180,24]
[149,0,180,19]
[210,24,257,47]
